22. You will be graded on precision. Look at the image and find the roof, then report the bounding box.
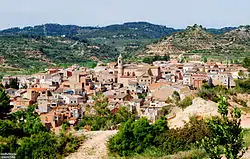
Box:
[152,87,174,102]
[54,88,65,93]
[123,64,138,69]
[149,82,171,91]
[28,88,47,92]
[128,80,138,85]
[191,74,208,77]
[63,94,84,99]
[114,93,129,99]
[138,71,153,77]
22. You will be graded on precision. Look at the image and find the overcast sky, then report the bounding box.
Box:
[0,0,249,30]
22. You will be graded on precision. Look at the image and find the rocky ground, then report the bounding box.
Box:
[66,130,117,159]
[169,97,219,128]
[169,97,250,129]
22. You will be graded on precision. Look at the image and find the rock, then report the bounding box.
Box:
[169,97,218,128]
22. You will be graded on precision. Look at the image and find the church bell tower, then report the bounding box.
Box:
[117,54,123,81]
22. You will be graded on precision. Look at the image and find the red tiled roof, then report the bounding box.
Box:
[28,88,47,92]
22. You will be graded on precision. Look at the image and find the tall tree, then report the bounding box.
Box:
[203,56,208,63]
[0,88,12,119]
[93,93,110,116]
[9,78,19,89]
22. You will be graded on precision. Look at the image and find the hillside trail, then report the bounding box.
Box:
[66,130,117,159]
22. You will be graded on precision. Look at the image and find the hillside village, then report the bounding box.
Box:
[2,0,250,157]
[2,53,249,132]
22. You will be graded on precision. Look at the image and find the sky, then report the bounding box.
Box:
[0,0,250,30]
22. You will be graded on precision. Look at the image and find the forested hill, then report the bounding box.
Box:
[0,22,236,39]
[0,22,244,75]
[0,22,179,39]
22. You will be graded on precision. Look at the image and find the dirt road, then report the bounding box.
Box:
[66,130,117,159]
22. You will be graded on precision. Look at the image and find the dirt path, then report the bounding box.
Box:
[66,130,117,159]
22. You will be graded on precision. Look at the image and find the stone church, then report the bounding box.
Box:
[116,54,161,87]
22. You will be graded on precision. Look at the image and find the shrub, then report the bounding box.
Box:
[197,84,230,103]
[201,97,247,159]
[108,118,164,156]
[179,96,193,109]
[108,116,209,157]
[154,116,210,154]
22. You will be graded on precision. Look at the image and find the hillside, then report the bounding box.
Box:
[0,22,248,73]
[0,22,182,65]
[222,25,250,44]
[145,24,250,60]
[0,36,119,69]
[0,22,179,39]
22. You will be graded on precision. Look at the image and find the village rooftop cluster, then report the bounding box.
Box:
[2,54,249,131]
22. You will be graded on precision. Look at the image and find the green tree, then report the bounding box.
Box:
[0,136,19,153]
[61,121,70,132]
[108,118,155,156]
[153,116,169,133]
[16,132,60,159]
[172,91,180,105]
[93,93,110,116]
[238,70,245,78]
[0,120,23,137]
[243,57,250,71]
[9,78,19,89]
[0,88,12,119]
[112,106,135,124]
[179,96,193,109]
[201,97,247,159]
[203,56,208,63]
[234,78,250,94]
[11,105,47,134]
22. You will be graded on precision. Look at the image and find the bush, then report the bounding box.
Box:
[197,84,230,103]
[108,116,209,157]
[201,97,247,159]
[235,78,250,94]
[61,121,70,131]
[179,96,193,109]
[154,116,210,154]
[108,118,165,156]
[233,96,248,107]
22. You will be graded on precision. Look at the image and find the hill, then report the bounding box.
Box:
[0,22,247,74]
[0,22,179,39]
[0,36,119,71]
[0,22,181,65]
[145,24,250,61]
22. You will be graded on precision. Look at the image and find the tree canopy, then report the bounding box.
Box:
[0,88,12,119]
